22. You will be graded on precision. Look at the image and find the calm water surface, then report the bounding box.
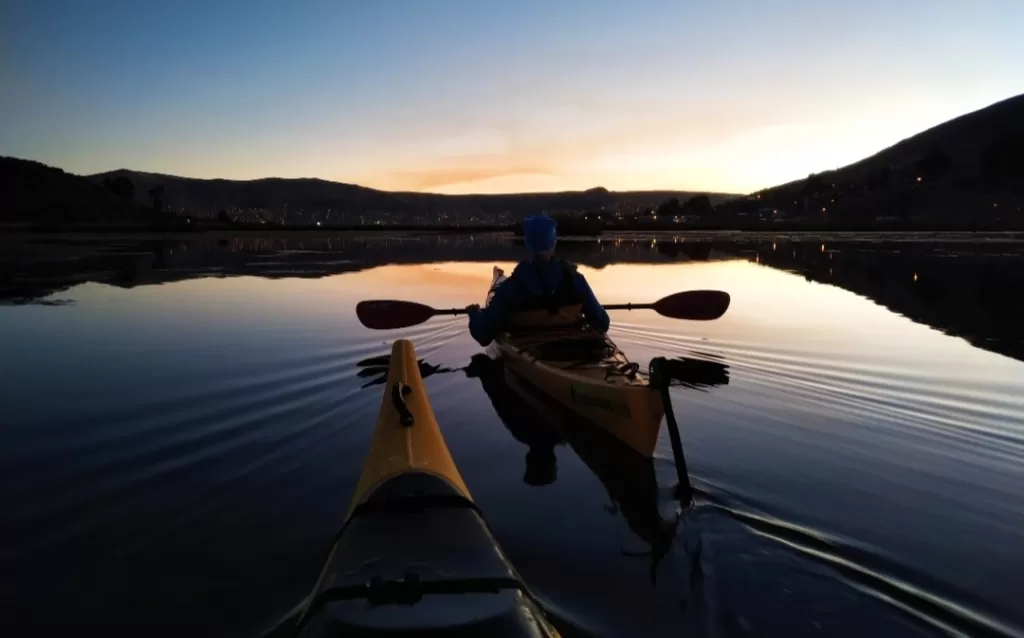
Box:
[2,234,1023,638]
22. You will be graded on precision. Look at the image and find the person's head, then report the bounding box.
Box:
[522,214,558,260]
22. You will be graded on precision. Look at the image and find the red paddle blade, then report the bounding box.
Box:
[356,300,436,330]
[652,290,731,320]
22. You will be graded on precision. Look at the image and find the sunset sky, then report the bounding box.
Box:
[3,0,1021,194]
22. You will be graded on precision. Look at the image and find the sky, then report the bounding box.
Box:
[2,0,1022,194]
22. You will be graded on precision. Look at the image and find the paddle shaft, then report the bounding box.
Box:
[356,290,728,330]
[602,303,656,311]
[431,302,655,317]
[430,307,472,317]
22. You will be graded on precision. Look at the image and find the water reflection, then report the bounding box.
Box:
[746,237,1024,362]
[5,238,1024,638]
[501,362,679,588]
[354,354,457,390]
[0,234,736,305]
[6,233,1024,366]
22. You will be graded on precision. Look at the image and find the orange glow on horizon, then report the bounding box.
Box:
[321,91,1021,195]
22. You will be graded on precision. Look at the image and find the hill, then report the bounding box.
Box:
[787,93,1024,188]
[841,93,1024,179]
[2,156,175,225]
[722,93,1024,226]
[84,169,734,224]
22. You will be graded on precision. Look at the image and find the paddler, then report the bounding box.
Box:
[467,213,610,346]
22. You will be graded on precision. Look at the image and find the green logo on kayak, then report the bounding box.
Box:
[569,385,631,417]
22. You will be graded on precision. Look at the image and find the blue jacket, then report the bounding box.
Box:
[468,259,610,347]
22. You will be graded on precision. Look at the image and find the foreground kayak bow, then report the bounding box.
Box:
[265,339,561,638]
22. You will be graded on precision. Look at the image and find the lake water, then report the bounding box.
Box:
[2,233,1023,638]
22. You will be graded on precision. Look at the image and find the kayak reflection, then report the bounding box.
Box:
[354,354,456,389]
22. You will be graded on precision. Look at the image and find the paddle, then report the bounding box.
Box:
[356,290,730,330]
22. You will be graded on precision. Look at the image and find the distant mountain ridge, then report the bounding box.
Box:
[707,92,1024,226]
[851,94,1024,175]
[83,169,734,223]
[781,93,1024,189]
[5,92,1021,228]
[2,156,171,224]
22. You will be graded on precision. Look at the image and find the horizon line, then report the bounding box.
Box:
[73,164,746,197]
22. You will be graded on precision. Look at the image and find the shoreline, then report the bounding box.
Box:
[3,228,1024,244]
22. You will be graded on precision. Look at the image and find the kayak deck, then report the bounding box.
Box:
[272,339,560,638]
[489,266,665,457]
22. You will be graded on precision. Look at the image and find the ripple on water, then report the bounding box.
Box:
[612,323,1024,637]
[693,485,1021,638]
[2,319,473,564]
[4,255,1024,638]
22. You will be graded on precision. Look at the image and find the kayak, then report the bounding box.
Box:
[488,266,665,457]
[266,338,561,638]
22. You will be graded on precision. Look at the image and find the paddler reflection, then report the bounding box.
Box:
[465,354,561,486]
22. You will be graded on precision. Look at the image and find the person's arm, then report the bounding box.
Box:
[574,272,610,333]
[468,278,521,346]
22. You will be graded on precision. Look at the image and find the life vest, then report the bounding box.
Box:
[506,260,584,329]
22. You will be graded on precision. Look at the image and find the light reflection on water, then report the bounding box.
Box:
[1,235,1023,638]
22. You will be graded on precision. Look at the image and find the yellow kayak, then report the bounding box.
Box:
[488,266,665,457]
[267,339,561,638]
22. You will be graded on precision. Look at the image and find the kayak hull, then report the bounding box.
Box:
[276,339,560,638]
[488,267,665,457]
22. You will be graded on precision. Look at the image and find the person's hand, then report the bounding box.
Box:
[465,304,481,314]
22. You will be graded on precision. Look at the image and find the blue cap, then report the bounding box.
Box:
[523,214,558,254]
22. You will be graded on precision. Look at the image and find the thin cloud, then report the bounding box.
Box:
[365,103,784,192]
[387,164,556,191]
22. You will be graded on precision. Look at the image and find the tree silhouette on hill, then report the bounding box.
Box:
[103,176,135,200]
[656,197,681,217]
[801,173,825,197]
[148,184,165,213]
[681,194,715,217]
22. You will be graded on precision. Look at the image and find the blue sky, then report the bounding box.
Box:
[2,0,1022,193]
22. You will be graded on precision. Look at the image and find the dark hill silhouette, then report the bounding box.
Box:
[768,93,1024,191]
[1,156,175,224]
[86,171,412,218]
[9,93,1022,229]
[848,94,1024,178]
[84,168,733,223]
[722,93,1024,226]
